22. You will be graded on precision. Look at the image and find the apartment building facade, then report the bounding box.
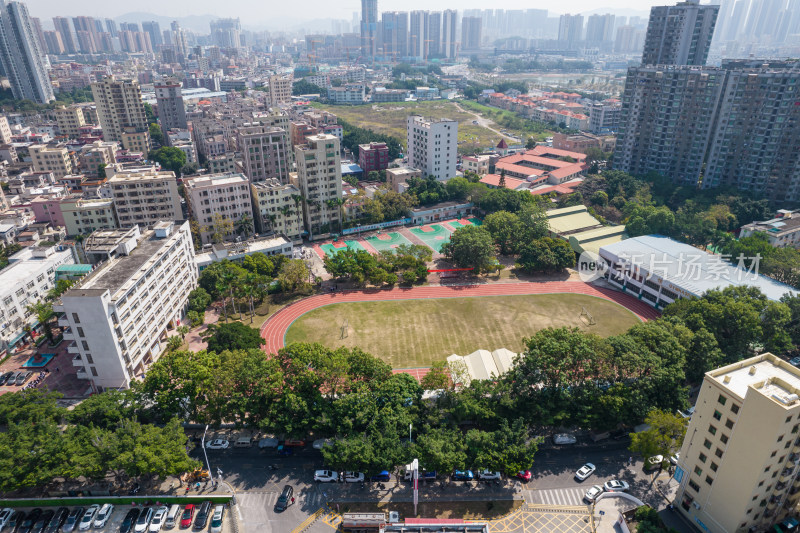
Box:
[358,142,389,173]
[268,74,292,108]
[183,173,253,245]
[61,198,117,236]
[237,124,291,183]
[641,0,719,66]
[295,134,342,239]
[53,106,86,139]
[29,144,74,179]
[251,178,304,242]
[90,77,148,143]
[105,166,183,228]
[154,80,188,130]
[406,115,457,181]
[57,221,196,391]
[77,141,117,177]
[674,353,800,533]
[0,246,75,352]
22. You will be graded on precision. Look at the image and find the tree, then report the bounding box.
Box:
[187,287,212,314]
[207,213,234,244]
[26,301,55,343]
[278,259,311,293]
[517,237,574,273]
[483,211,523,255]
[149,123,164,147]
[166,336,183,352]
[414,427,467,475]
[203,321,264,353]
[235,213,254,239]
[525,137,537,149]
[242,253,275,277]
[47,278,74,301]
[440,226,497,274]
[465,419,541,476]
[293,79,325,96]
[629,409,688,462]
[420,361,451,391]
[148,147,186,175]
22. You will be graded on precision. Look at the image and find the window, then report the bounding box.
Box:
[86,354,93,364]
[81,340,89,350]
[713,410,722,420]
[731,404,740,414]
[726,419,734,430]
[688,479,700,492]
[705,476,714,485]
[765,466,771,473]
[715,448,723,458]
[694,466,703,476]
[779,435,784,442]
[710,462,718,472]
[772,450,778,457]
[698,453,707,463]
[720,434,729,444]
[704,439,712,449]
[717,395,727,406]
[709,425,717,436]
[72,313,80,323]
[90,367,98,377]
[77,327,84,337]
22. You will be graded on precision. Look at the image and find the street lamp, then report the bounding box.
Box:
[201,424,214,485]
[409,423,412,443]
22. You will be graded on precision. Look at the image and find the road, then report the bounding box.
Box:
[191,439,677,532]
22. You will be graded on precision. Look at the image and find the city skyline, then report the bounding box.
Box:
[26,0,661,27]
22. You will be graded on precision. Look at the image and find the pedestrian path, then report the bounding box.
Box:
[525,487,589,507]
[238,490,326,509]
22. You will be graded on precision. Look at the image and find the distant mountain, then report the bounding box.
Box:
[114,12,219,34]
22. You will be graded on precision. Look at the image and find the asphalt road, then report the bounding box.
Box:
[192,438,675,532]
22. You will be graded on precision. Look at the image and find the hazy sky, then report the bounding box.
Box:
[26,0,661,24]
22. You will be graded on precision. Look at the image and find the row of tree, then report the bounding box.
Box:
[324,244,432,285]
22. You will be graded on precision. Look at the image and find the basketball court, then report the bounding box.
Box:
[365,231,414,253]
[447,217,483,229]
[409,223,453,253]
[318,239,368,258]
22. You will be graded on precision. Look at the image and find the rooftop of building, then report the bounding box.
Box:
[195,235,291,265]
[600,235,796,301]
[183,173,248,189]
[0,246,72,286]
[66,223,182,297]
[709,353,800,404]
[742,210,800,235]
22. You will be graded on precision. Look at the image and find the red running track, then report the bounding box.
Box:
[260,281,661,358]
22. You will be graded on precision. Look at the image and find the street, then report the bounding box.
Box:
[190,438,679,532]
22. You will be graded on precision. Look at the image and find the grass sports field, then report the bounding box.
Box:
[284,293,641,368]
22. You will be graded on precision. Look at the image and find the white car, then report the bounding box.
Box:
[477,470,502,481]
[604,479,630,492]
[670,452,680,465]
[93,503,114,529]
[575,463,596,481]
[584,485,604,502]
[552,433,577,445]
[149,506,169,532]
[205,439,230,450]
[344,471,365,483]
[0,508,13,530]
[314,470,339,482]
[646,455,665,469]
[77,505,99,531]
[258,437,279,449]
[313,438,333,450]
[133,507,154,533]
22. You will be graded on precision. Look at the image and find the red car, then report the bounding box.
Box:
[179,505,194,529]
[516,470,532,482]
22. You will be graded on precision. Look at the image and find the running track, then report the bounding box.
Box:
[260,282,662,369]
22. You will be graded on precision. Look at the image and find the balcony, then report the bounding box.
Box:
[67,342,80,355]
[62,328,75,341]
[72,355,83,368]
[75,370,88,380]
[781,469,794,483]
[52,304,64,313]
[57,316,69,327]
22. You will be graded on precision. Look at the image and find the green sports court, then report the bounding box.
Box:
[365,231,414,253]
[448,217,483,229]
[319,239,368,257]
[409,224,453,253]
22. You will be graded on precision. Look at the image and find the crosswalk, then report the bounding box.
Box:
[525,487,590,507]
[237,490,326,509]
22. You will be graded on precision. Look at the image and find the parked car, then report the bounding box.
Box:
[1,371,16,385]
[61,507,83,533]
[312,439,332,450]
[179,506,194,529]
[477,470,501,481]
[0,371,13,385]
[603,479,630,492]
[314,470,338,482]
[258,437,278,449]
[452,470,474,481]
[0,508,13,530]
[646,455,665,469]
[45,508,69,533]
[275,485,294,512]
[9,510,26,532]
[15,371,33,386]
[584,485,604,502]
[575,463,596,481]
[193,502,211,530]
[370,471,391,482]
[284,439,305,447]
[403,469,437,481]
[33,509,54,533]
[119,509,140,533]
[205,439,229,450]
[209,506,224,533]
[77,506,99,532]
[552,433,577,445]
[670,452,680,465]
[344,472,365,483]
[790,357,800,367]
[93,503,114,529]
[20,508,43,533]
[133,507,153,533]
[516,470,532,482]
[148,506,168,533]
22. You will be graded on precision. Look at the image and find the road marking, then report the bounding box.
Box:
[291,508,325,533]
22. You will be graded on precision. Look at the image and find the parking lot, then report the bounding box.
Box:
[3,503,235,533]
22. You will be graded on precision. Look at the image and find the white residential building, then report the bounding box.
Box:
[406,115,458,181]
[105,165,183,228]
[327,84,365,105]
[251,178,304,242]
[183,173,253,245]
[56,221,197,391]
[0,245,75,352]
[295,134,342,239]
